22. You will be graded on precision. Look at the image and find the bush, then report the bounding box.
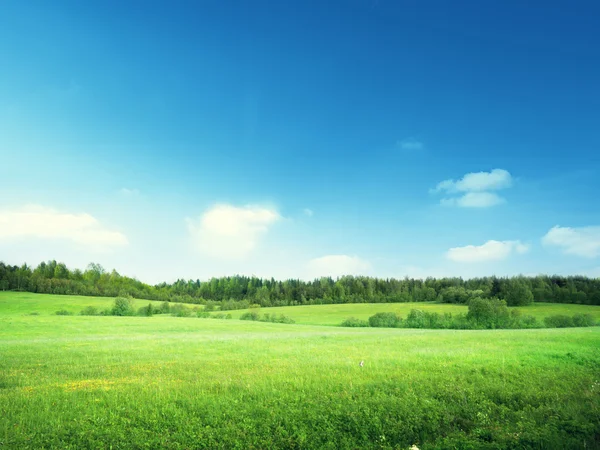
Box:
[137,303,154,317]
[196,311,210,318]
[225,313,232,319]
[212,312,226,319]
[170,303,192,317]
[572,313,596,327]
[467,298,509,328]
[240,311,261,321]
[159,301,171,314]
[519,314,540,328]
[55,309,73,315]
[80,306,99,316]
[340,317,370,327]
[111,297,135,316]
[368,312,402,328]
[544,315,574,328]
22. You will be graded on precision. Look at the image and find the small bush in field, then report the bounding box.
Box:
[340,317,370,327]
[111,297,135,316]
[240,311,261,321]
[170,303,192,317]
[212,312,226,319]
[197,311,210,318]
[368,312,402,328]
[159,301,171,314]
[55,309,73,316]
[225,313,232,319]
[137,303,154,317]
[572,313,596,327]
[80,306,99,316]
[544,315,574,328]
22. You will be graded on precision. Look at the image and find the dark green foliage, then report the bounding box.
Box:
[240,311,261,321]
[1,260,600,308]
[467,298,510,328]
[368,312,402,328]
[403,309,455,329]
[544,315,574,327]
[111,297,135,316]
[501,279,534,306]
[55,309,72,315]
[196,311,211,318]
[137,303,155,317]
[170,303,192,317]
[572,313,596,327]
[80,306,99,316]
[239,311,295,324]
[212,312,226,319]
[340,317,370,327]
[159,301,171,314]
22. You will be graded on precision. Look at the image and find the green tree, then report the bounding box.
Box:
[502,280,534,306]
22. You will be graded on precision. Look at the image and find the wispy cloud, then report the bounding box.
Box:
[0,205,128,249]
[120,188,140,196]
[303,208,314,217]
[397,138,424,151]
[446,240,529,262]
[542,225,600,258]
[431,169,512,207]
[440,192,506,208]
[306,254,371,279]
[186,204,281,260]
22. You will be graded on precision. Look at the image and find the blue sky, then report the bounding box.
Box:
[1,0,599,283]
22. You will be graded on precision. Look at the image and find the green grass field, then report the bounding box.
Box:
[1,292,599,449]
[226,301,600,325]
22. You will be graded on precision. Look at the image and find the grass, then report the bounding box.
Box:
[225,301,600,326]
[1,292,599,449]
[0,292,167,316]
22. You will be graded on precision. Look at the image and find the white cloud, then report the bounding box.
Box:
[0,205,128,248]
[306,254,371,279]
[542,225,600,258]
[303,208,314,217]
[446,240,529,263]
[186,204,281,260]
[433,169,512,194]
[432,169,512,207]
[440,192,506,208]
[120,188,140,196]
[398,138,424,151]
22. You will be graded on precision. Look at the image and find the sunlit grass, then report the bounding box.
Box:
[1,293,599,448]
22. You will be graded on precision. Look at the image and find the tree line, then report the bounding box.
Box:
[1,260,599,307]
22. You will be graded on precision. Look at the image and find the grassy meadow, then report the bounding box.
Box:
[1,293,599,449]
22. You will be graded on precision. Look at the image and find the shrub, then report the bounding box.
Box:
[170,303,192,317]
[572,313,596,327]
[240,311,261,321]
[80,306,99,316]
[368,312,402,328]
[111,297,135,316]
[137,303,154,317]
[203,301,218,312]
[212,312,226,319]
[519,315,540,328]
[340,317,370,327]
[55,309,73,315]
[196,311,210,318]
[225,313,232,319]
[544,315,574,328]
[467,298,509,328]
[159,301,171,314]
[28,312,39,316]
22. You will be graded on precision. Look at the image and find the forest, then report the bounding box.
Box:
[1,260,599,307]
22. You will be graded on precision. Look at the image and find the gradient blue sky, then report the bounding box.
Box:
[1,0,599,283]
